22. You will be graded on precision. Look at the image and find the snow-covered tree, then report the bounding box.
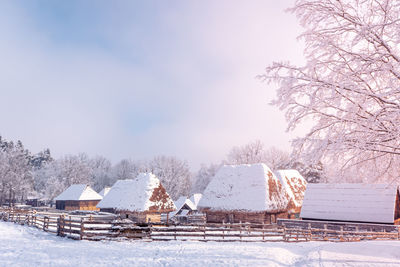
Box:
[34,153,93,200]
[146,156,191,200]
[30,148,53,169]
[191,163,221,194]
[90,156,113,192]
[264,147,291,170]
[111,159,140,181]
[226,140,266,165]
[262,0,400,182]
[0,141,33,204]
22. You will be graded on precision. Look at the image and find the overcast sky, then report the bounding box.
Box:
[0,1,305,169]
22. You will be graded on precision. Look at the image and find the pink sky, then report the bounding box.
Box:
[0,1,306,169]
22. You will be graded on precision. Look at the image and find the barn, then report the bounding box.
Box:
[300,183,400,225]
[96,173,176,223]
[198,163,290,224]
[54,184,103,211]
[275,169,307,216]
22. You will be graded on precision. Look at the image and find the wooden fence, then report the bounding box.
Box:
[1,208,400,243]
[278,219,400,242]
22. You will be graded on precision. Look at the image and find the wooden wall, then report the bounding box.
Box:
[119,211,162,223]
[56,200,100,211]
[203,210,290,224]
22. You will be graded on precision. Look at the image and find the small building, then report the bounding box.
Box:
[96,173,176,223]
[25,192,47,207]
[169,196,196,223]
[275,170,307,216]
[98,187,111,198]
[300,183,400,225]
[54,184,103,211]
[198,163,290,224]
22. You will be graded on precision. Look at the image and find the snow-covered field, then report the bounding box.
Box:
[1,222,400,267]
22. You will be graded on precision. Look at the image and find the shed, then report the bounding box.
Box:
[275,169,307,215]
[96,173,176,223]
[198,163,289,224]
[300,183,400,225]
[54,184,102,211]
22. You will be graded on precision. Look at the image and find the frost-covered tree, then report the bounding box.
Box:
[145,156,191,200]
[34,153,93,200]
[0,141,33,204]
[264,147,291,170]
[111,159,140,181]
[262,0,400,182]
[226,140,266,165]
[90,156,113,192]
[191,163,221,194]
[30,149,53,169]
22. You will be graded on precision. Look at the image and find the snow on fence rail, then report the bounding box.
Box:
[278,219,400,242]
[1,208,399,243]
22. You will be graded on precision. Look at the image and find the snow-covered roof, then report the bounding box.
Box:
[54,184,102,201]
[275,170,307,210]
[198,164,289,212]
[189,193,202,209]
[169,196,196,217]
[96,173,176,212]
[99,187,111,197]
[300,183,399,224]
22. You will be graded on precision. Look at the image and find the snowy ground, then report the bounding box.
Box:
[1,222,400,267]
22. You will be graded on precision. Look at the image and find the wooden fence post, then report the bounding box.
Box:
[69,216,72,234]
[262,222,265,242]
[80,218,84,240]
[340,226,344,241]
[239,221,242,242]
[43,216,47,231]
[57,217,61,236]
[222,221,225,240]
[174,224,177,241]
[61,215,65,237]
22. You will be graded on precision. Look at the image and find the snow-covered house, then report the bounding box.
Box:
[300,184,400,225]
[96,173,176,223]
[54,184,103,211]
[98,187,111,198]
[274,170,307,216]
[198,164,290,224]
[169,196,196,220]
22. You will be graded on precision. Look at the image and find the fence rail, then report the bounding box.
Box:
[1,208,399,243]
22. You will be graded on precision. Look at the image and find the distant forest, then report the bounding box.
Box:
[0,136,323,204]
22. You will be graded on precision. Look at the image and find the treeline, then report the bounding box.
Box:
[0,137,324,204]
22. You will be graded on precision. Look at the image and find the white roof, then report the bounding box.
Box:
[275,170,307,209]
[54,184,102,201]
[300,183,399,224]
[97,173,176,212]
[189,193,202,209]
[198,164,289,212]
[169,196,196,217]
[99,187,111,197]
[175,196,196,211]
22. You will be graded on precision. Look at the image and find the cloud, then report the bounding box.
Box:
[0,1,306,169]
